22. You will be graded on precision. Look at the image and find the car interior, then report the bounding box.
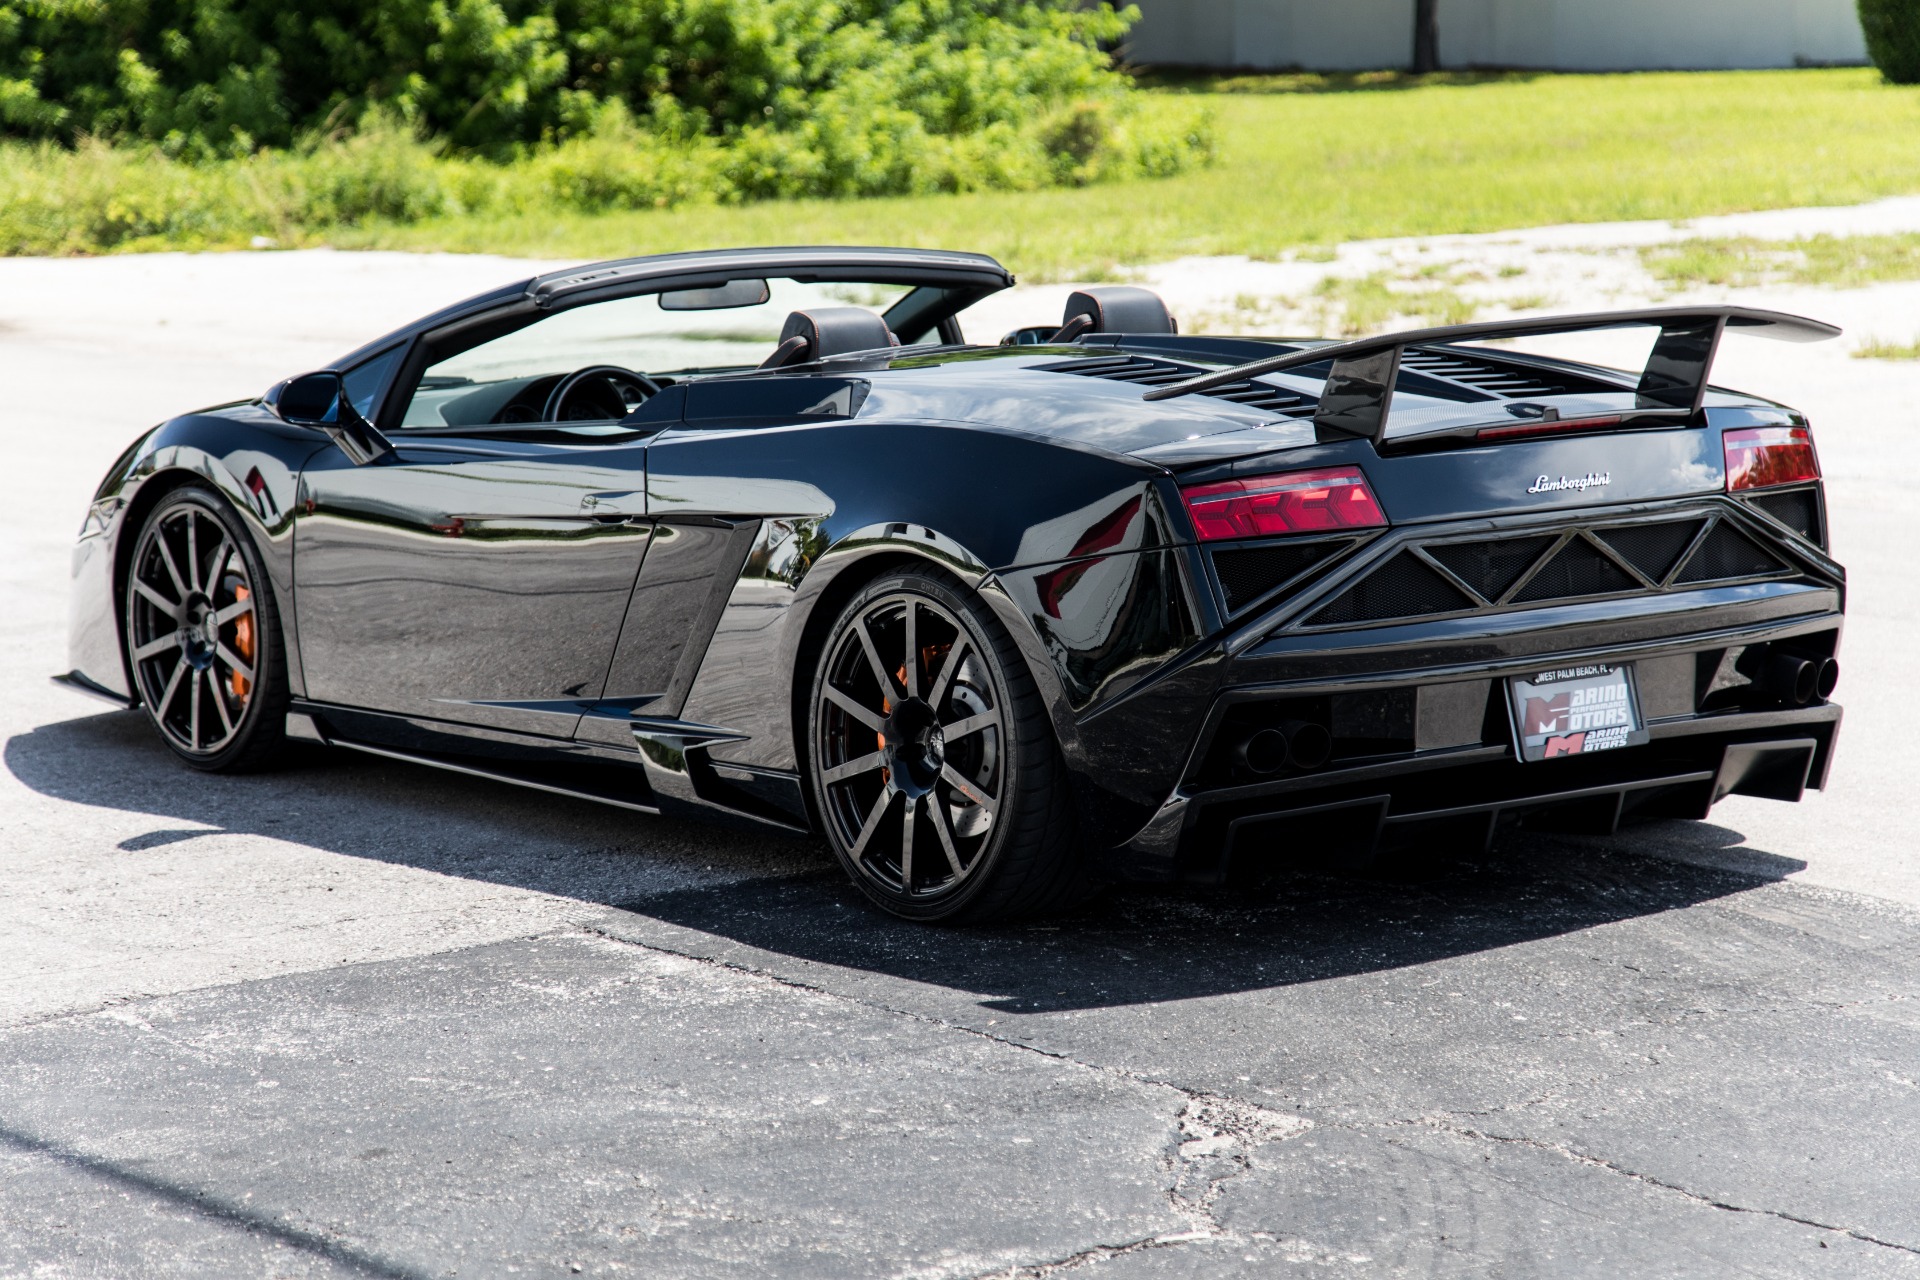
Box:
[388,279,1179,432]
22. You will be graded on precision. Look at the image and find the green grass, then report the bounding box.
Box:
[325,69,1920,278]
[1853,335,1920,359]
[1310,270,1479,335]
[1643,232,1920,289]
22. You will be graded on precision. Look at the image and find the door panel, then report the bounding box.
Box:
[295,436,651,738]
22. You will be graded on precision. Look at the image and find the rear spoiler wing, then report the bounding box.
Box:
[1139,306,1840,448]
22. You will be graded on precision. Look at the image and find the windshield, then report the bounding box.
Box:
[401,279,916,429]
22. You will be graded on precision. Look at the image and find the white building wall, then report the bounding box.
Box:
[1124,0,1868,71]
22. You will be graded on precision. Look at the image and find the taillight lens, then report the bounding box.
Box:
[1181,466,1387,540]
[1723,426,1819,491]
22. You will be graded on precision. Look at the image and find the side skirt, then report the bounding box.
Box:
[288,701,809,835]
[330,738,663,816]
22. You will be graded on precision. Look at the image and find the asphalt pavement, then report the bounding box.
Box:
[3,239,1919,1278]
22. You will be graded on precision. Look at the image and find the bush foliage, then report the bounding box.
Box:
[0,0,1212,251]
[0,0,1204,182]
[1860,0,1920,83]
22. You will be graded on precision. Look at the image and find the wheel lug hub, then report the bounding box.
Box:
[882,697,943,798]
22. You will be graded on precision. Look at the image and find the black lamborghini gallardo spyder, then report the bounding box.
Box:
[58,247,1845,921]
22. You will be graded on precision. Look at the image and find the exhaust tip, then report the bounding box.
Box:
[1816,656,1839,700]
[1236,728,1290,775]
[1281,720,1332,771]
[1761,652,1817,706]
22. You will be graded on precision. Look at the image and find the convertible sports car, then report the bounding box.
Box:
[58,246,1846,921]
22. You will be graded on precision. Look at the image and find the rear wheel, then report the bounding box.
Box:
[124,485,289,771]
[806,567,1080,922]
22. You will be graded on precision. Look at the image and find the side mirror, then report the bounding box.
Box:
[275,371,343,425]
[269,371,392,465]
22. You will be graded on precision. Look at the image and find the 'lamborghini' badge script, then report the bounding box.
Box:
[1527,472,1611,495]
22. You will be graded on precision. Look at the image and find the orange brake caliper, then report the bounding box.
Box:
[230,584,254,700]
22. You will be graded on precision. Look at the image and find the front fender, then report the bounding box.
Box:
[67,406,327,700]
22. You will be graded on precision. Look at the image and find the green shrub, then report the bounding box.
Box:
[0,0,1212,236]
[0,0,1148,158]
[0,96,1211,254]
[1860,0,1920,83]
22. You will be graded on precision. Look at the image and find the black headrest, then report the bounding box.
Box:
[1060,286,1176,337]
[760,307,898,369]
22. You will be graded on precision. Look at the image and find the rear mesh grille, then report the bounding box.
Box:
[1426,536,1556,600]
[1674,521,1785,583]
[1594,520,1704,582]
[1213,540,1346,612]
[1511,537,1639,602]
[1744,488,1822,545]
[1308,552,1473,625]
[1290,512,1797,630]
[1040,355,1314,417]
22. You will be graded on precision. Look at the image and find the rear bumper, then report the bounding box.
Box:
[1113,603,1844,883]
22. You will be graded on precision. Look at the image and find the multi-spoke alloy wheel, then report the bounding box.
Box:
[125,487,287,770]
[808,569,1079,922]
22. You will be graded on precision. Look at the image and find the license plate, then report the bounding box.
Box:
[1506,662,1649,762]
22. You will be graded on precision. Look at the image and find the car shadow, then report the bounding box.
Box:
[9,709,1802,1013]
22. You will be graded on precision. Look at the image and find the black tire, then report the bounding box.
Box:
[123,484,290,772]
[805,566,1081,923]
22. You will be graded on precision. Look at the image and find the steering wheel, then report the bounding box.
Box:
[542,365,662,423]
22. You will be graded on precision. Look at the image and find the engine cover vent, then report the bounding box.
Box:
[1398,347,1615,399]
[1039,354,1314,417]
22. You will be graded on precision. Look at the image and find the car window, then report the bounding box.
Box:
[342,345,401,418]
[399,279,913,429]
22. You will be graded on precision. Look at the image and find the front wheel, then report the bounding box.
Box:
[806,567,1080,923]
[124,484,290,771]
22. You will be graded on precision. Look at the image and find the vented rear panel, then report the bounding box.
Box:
[1745,488,1822,546]
[1213,540,1345,612]
[1426,536,1555,601]
[1674,521,1785,583]
[1594,520,1705,582]
[1287,508,1801,631]
[1308,552,1473,626]
[1511,537,1639,602]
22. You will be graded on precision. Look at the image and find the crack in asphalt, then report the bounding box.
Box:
[10,914,1914,1274]
[1412,1116,1920,1258]
[965,1229,1213,1278]
[578,916,1920,1271]
[574,919,1325,1276]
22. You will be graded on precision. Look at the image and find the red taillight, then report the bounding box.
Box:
[1181,466,1387,540]
[1723,426,1819,491]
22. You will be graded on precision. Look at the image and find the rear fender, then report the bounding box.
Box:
[680,519,993,777]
